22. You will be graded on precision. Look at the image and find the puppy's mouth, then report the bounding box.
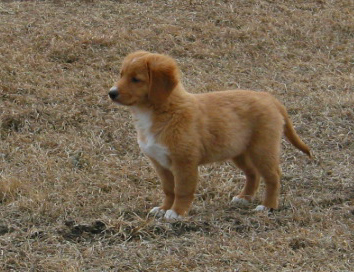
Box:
[109,96,134,106]
[110,97,128,106]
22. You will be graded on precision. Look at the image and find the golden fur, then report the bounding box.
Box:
[109,51,311,218]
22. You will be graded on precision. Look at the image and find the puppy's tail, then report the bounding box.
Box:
[275,100,312,158]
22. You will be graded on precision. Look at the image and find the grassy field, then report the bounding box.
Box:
[0,0,353,271]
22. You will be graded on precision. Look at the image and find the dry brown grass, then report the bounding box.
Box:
[0,0,353,271]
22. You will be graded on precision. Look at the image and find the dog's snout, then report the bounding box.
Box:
[109,86,119,100]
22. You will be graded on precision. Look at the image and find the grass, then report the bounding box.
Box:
[0,0,353,271]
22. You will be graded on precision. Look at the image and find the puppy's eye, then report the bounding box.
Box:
[132,77,140,83]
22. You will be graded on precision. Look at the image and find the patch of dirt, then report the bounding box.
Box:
[58,220,111,242]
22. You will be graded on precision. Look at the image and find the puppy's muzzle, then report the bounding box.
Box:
[109,86,119,100]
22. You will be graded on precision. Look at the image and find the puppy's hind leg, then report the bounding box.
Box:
[249,145,282,211]
[231,153,260,206]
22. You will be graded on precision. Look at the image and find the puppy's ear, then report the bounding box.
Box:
[147,54,179,105]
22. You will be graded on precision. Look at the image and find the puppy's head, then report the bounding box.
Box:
[109,51,179,106]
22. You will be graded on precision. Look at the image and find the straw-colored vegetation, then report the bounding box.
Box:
[0,1,353,271]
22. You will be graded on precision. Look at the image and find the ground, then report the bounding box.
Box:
[0,0,353,271]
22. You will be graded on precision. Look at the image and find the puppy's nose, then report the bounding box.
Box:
[109,86,119,100]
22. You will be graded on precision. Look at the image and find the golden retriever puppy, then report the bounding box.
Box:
[109,51,311,220]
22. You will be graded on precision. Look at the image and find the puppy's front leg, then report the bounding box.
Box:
[149,158,175,217]
[165,163,198,220]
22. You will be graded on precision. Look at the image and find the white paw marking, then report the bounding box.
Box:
[231,196,250,206]
[149,207,166,217]
[164,209,182,220]
[254,205,268,211]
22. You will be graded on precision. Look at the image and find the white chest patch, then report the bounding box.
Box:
[132,108,170,169]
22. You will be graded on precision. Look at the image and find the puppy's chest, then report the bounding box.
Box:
[132,110,170,169]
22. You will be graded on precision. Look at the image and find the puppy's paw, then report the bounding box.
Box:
[254,205,268,211]
[164,209,183,220]
[231,196,250,206]
[149,207,166,217]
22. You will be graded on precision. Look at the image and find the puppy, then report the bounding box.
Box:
[109,51,311,220]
